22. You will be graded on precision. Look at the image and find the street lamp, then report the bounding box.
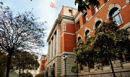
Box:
[63,55,68,77]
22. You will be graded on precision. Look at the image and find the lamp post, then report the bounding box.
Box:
[63,55,67,77]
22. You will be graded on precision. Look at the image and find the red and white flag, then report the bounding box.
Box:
[50,0,58,8]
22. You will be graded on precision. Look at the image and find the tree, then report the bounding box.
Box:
[74,39,96,71]
[0,50,7,77]
[93,22,129,77]
[35,72,44,77]
[75,0,100,12]
[11,51,39,77]
[73,21,130,77]
[21,72,33,77]
[0,3,45,77]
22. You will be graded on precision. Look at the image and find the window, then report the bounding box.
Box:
[78,36,81,41]
[68,9,72,16]
[94,6,99,13]
[109,8,123,25]
[83,12,89,22]
[77,36,83,44]
[126,0,130,3]
[77,21,80,30]
[77,36,82,43]
[84,29,90,38]
[63,23,66,31]
[95,20,102,29]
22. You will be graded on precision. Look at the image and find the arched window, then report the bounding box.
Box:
[84,29,90,38]
[68,9,72,16]
[83,12,89,22]
[126,0,130,3]
[94,6,99,13]
[95,20,102,29]
[77,21,80,30]
[109,7,123,25]
[77,36,81,41]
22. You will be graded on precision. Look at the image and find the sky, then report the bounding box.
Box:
[1,0,77,56]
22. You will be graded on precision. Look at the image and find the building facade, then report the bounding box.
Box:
[45,0,130,77]
[39,55,47,72]
[47,6,77,77]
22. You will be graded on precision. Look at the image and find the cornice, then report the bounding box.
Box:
[47,15,74,42]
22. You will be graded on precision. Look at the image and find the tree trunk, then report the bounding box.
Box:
[109,59,116,77]
[19,67,21,77]
[6,52,12,77]
[122,52,126,62]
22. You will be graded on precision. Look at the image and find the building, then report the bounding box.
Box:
[46,0,130,77]
[39,55,47,72]
[47,6,77,77]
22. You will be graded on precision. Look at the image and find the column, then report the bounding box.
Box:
[57,25,60,56]
[53,35,55,58]
[51,37,53,58]
[55,32,57,57]
[48,42,50,61]
[50,41,51,60]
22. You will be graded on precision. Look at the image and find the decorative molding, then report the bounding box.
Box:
[107,4,121,19]
[64,32,75,35]
[120,22,130,29]
[75,12,83,23]
[61,32,75,37]
[122,1,129,9]
[62,52,74,55]
[77,34,82,39]
[47,21,59,42]
[126,0,130,4]
[84,27,91,38]
[61,19,74,24]
[77,34,82,42]
[93,18,103,30]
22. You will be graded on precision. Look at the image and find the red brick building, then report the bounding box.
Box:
[45,0,130,77]
[39,55,47,72]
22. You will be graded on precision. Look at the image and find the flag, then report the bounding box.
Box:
[50,1,58,8]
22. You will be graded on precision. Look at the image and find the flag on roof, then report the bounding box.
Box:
[50,0,58,8]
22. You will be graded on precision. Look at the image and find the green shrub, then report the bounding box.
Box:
[21,72,33,77]
[35,72,44,77]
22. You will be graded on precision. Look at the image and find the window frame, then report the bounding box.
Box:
[94,6,99,13]
[84,28,91,38]
[68,9,72,16]
[77,35,82,43]
[77,21,80,30]
[83,12,89,22]
[95,20,102,29]
[63,23,66,32]
[126,0,130,3]
[112,10,123,26]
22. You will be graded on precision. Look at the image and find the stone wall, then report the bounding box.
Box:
[61,54,76,77]
[79,71,130,77]
[47,56,61,77]
[78,62,130,77]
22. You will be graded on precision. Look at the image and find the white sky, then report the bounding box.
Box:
[2,0,77,56]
